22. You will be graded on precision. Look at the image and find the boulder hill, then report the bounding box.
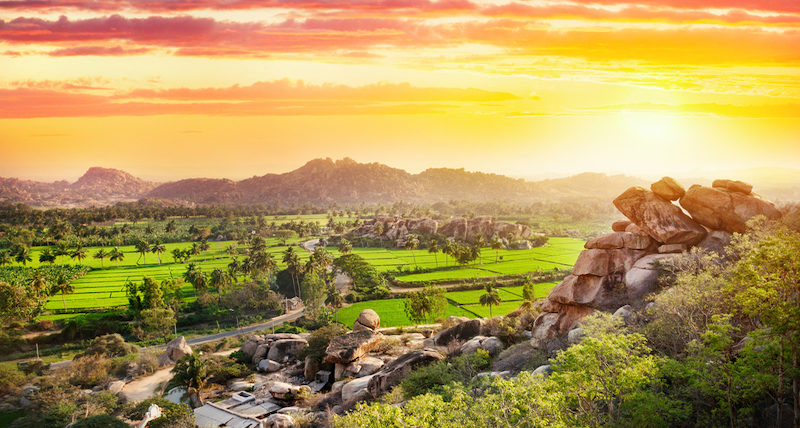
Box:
[530,176,781,347]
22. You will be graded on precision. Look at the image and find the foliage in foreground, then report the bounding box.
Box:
[335,217,800,428]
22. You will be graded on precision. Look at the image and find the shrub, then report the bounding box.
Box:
[80,333,138,358]
[137,350,160,375]
[72,415,128,428]
[124,397,194,428]
[297,324,347,362]
[0,365,26,395]
[400,360,456,399]
[69,354,111,388]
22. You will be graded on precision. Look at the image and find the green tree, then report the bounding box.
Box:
[151,243,166,264]
[51,272,75,311]
[171,353,209,407]
[39,248,57,265]
[70,246,87,265]
[92,248,108,268]
[338,239,353,255]
[140,307,176,343]
[135,239,150,265]
[479,283,501,319]
[428,239,440,268]
[403,284,447,326]
[14,247,31,266]
[0,250,11,267]
[404,234,420,269]
[728,224,800,425]
[326,284,345,322]
[283,247,303,298]
[109,247,125,265]
[522,275,537,302]
[300,268,327,316]
[209,268,231,303]
[490,235,504,263]
[183,263,207,293]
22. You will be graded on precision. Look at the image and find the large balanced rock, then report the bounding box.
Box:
[680,184,780,233]
[325,330,383,364]
[353,309,380,332]
[267,338,308,363]
[367,349,445,398]
[613,186,707,246]
[432,319,483,346]
[157,336,192,366]
[712,179,752,194]
[650,177,685,201]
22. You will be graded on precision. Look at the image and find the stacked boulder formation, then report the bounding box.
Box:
[349,216,533,247]
[240,333,309,372]
[531,177,781,347]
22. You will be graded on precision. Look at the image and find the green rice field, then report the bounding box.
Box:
[27,236,580,320]
[336,281,560,327]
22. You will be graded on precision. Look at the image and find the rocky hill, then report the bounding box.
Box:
[0,167,155,207]
[1,159,797,207]
[530,177,782,347]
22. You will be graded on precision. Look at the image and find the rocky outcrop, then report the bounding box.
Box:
[241,333,306,365]
[460,336,504,356]
[531,177,780,348]
[432,319,483,346]
[267,339,308,363]
[157,336,192,367]
[366,349,445,398]
[613,187,707,246]
[324,331,383,364]
[680,184,780,233]
[349,215,532,247]
[650,176,685,201]
[353,309,380,332]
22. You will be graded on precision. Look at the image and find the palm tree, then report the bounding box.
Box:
[171,353,210,407]
[404,234,420,269]
[93,248,108,268]
[55,242,70,264]
[109,247,125,265]
[428,239,440,268]
[326,284,344,322]
[337,239,352,255]
[474,233,486,265]
[29,273,48,297]
[479,283,502,319]
[39,248,57,265]
[0,250,11,267]
[52,273,75,311]
[490,235,504,264]
[209,268,231,303]
[14,247,31,266]
[184,263,207,293]
[151,243,166,264]
[442,240,454,267]
[71,246,87,265]
[282,247,302,298]
[165,219,177,233]
[135,239,149,265]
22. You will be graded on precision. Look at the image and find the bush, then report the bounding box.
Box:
[297,324,347,362]
[124,397,194,428]
[69,354,111,388]
[137,350,160,375]
[80,333,138,358]
[72,415,128,428]
[0,365,26,395]
[207,356,249,384]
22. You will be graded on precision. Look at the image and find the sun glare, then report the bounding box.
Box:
[619,110,679,145]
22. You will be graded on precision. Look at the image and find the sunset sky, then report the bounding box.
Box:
[1,0,799,181]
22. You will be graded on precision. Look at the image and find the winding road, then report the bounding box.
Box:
[49,309,304,370]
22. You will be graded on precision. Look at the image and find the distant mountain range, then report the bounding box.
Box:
[1,158,797,208]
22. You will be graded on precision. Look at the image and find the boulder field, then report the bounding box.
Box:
[347,215,535,247]
[531,177,781,347]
